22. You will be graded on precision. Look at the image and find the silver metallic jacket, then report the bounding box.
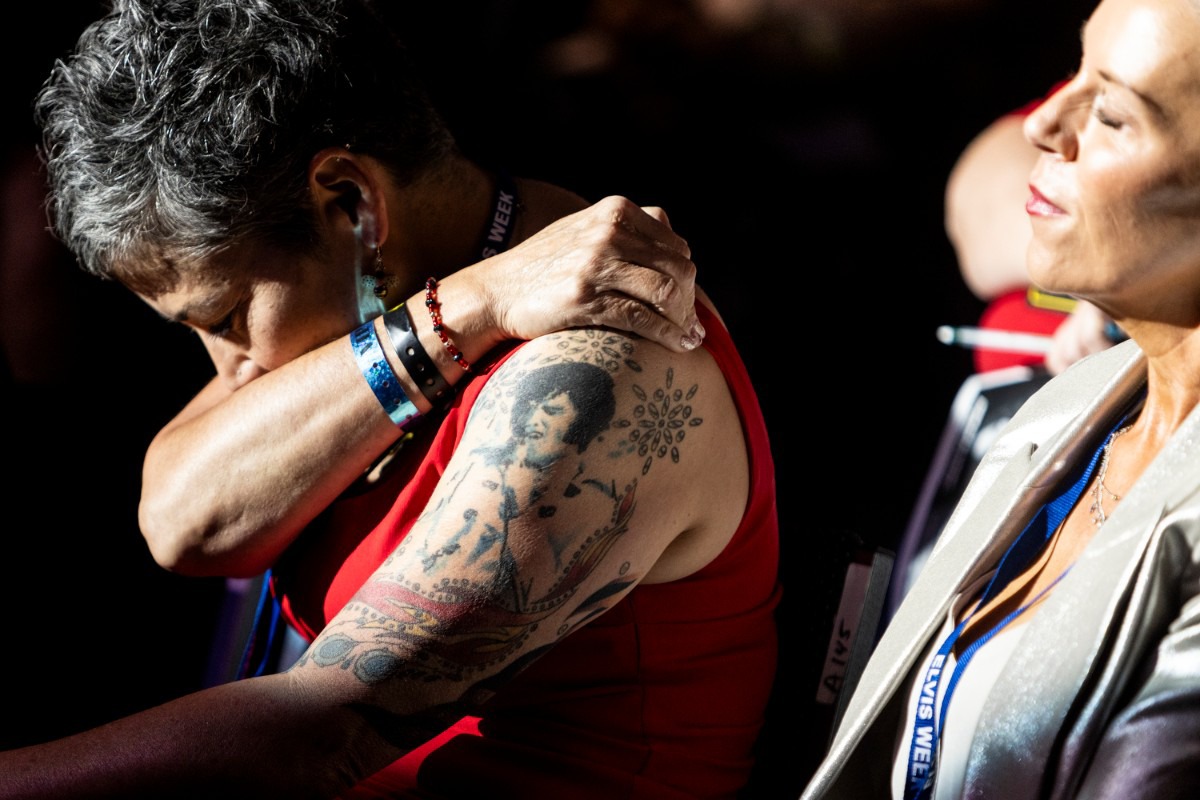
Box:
[802,340,1200,799]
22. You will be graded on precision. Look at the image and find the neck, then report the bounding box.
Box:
[382,156,496,295]
[382,155,591,295]
[1119,319,1200,439]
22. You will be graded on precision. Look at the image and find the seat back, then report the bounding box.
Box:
[885,365,1051,622]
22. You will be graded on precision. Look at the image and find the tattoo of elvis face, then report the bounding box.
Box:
[509,360,616,462]
[473,361,619,578]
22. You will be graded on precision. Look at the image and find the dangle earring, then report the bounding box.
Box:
[348,179,394,306]
[370,244,396,299]
[357,240,396,304]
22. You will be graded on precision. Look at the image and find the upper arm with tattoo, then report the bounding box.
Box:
[288,327,746,742]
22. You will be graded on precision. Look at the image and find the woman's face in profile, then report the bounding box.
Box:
[1023,0,1200,314]
[137,239,368,390]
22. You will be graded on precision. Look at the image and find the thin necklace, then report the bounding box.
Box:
[1090,424,1132,526]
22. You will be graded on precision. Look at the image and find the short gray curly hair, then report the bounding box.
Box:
[35,0,456,294]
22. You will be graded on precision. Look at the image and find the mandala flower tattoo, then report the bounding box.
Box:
[617,368,703,475]
[554,330,640,373]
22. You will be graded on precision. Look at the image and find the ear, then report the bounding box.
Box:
[309,147,390,251]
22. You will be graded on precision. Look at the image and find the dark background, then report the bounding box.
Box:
[1,0,1095,794]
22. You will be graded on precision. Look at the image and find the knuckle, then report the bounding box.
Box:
[624,302,653,332]
[599,195,633,227]
[654,276,680,309]
[680,257,697,282]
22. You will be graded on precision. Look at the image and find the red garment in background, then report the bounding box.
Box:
[272,301,781,798]
[973,288,1067,373]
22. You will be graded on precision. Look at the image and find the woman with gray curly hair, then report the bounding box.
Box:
[0,1,781,797]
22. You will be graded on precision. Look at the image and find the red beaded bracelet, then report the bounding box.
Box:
[424,276,471,372]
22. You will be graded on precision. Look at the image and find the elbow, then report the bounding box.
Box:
[138,465,280,577]
[139,496,269,577]
[138,460,212,573]
[138,497,210,574]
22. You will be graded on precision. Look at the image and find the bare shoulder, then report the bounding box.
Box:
[467,326,750,582]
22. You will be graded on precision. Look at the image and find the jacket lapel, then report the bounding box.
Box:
[802,342,1147,799]
[967,366,1200,798]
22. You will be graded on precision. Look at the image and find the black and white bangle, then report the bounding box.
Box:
[382,303,454,410]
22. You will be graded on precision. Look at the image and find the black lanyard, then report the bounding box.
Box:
[477,171,518,260]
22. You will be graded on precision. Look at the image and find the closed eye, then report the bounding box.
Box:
[1082,85,1120,130]
[1092,105,1124,130]
[207,311,235,338]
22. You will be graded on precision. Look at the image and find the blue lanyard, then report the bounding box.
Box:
[902,410,1135,800]
[237,568,283,680]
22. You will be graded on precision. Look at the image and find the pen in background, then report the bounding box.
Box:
[936,325,1053,355]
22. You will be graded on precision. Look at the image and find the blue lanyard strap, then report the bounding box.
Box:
[237,568,283,680]
[902,408,1135,800]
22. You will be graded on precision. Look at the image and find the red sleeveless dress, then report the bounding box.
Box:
[271,302,781,798]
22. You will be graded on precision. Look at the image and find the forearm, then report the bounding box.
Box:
[141,339,394,576]
[0,673,401,800]
[141,290,481,577]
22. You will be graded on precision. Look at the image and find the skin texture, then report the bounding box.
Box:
[5,4,769,795]
[945,102,1118,375]
[1024,0,1200,326]
[946,112,1042,302]
[863,5,1200,798]
[0,314,750,799]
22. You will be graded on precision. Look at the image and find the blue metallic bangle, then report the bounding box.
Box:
[350,320,420,428]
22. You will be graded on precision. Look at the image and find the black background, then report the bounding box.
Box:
[2,1,1095,794]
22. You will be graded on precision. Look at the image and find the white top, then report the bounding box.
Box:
[890,573,1028,800]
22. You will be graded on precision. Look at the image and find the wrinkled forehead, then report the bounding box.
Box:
[134,269,239,327]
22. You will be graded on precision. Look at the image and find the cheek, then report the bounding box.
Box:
[1126,173,1200,268]
[1106,137,1200,216]
[256,286,364,369]
[1079,148,1148,215]
[1078,151,1200,246]
[249,311,355,372]
[1142,172,1200,224]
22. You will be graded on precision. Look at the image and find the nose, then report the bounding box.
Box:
[1023,80,1078,161]
[202,337,267,390]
